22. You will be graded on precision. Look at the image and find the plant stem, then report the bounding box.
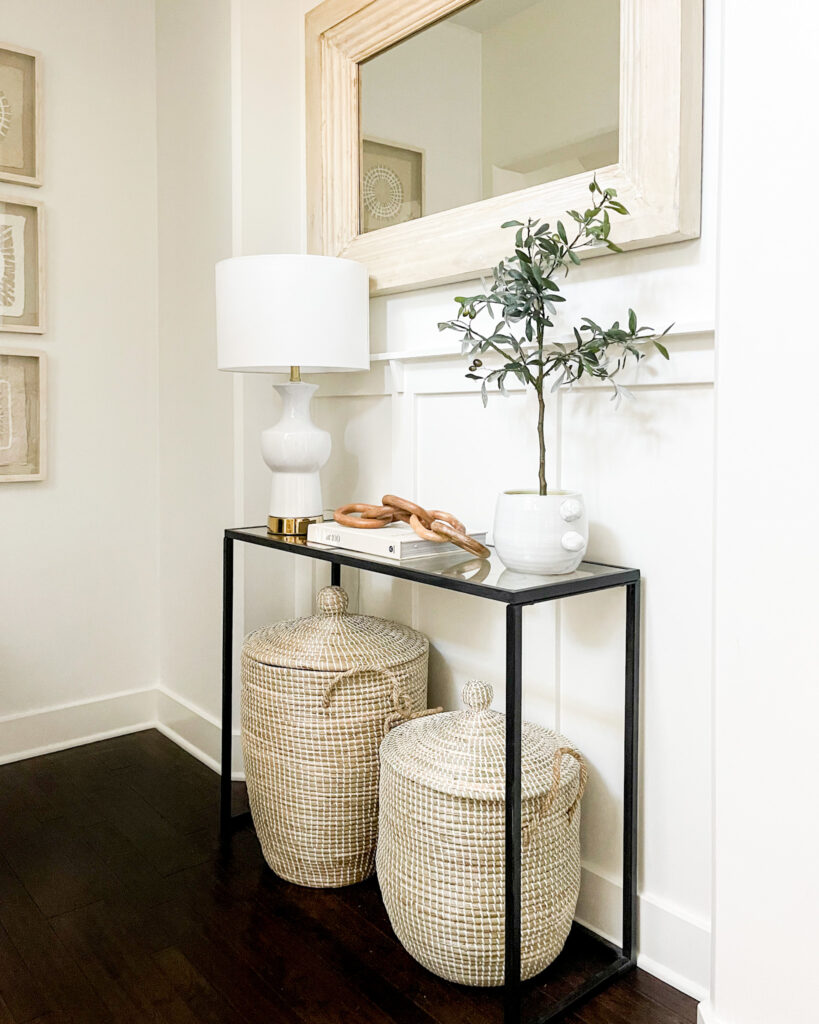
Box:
[536,317,547,496]
[536,385,547,496]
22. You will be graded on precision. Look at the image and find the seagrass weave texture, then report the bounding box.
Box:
[241,586,429,888]
[377,679,587,985]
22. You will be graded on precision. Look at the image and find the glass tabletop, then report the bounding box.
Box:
[226,526,638,604]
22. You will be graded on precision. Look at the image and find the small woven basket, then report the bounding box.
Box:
[241,586,429,888]
[377,680,587,986]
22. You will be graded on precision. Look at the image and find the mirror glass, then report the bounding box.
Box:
[359,0,620,233]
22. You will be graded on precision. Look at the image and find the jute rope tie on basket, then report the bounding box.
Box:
[521,747,588,849]
[321,663,442,734]
[333,494,490,559]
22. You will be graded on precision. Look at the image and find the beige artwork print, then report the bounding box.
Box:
[0,64,25,169]
[0,213,25,317]
[0,358,28,468]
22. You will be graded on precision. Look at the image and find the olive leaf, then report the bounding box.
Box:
[437,177,673,495]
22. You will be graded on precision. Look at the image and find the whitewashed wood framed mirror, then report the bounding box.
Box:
[306,0,702,294]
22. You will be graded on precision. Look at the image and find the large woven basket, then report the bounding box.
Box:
[377,680,587,985]
[241,586,429,888]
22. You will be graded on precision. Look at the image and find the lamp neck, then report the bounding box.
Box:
[289,365,301,383]
[273,381,318,423]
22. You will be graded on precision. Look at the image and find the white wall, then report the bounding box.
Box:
[153,0,237,769]
[361,20,483,216]
[0,0,160,758]
[700,2,819,1022]
[151,0,318,774]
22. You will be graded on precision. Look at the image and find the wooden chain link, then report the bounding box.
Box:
[334,494,490,559]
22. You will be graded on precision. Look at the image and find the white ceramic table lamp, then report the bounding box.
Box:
[216,254,369,535]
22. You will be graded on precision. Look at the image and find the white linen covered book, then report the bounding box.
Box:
[307,520,487,560]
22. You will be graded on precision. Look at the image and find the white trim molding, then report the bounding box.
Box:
[0,684,245,780]
[0,687,156,765]
[576,866,711,1001]
[697,1003,724,1024]
[155,684,245,780]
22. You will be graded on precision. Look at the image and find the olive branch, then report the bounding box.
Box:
[437,178,672,496]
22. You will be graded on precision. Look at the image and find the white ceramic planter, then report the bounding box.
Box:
[493,490,588,576]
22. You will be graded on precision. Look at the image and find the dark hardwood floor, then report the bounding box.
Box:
[0,730,697,1024]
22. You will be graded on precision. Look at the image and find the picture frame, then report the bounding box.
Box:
[306,0,703,294]
[0,347,46,482]
[360,137,424,234]
[0,43,42,187]
[0,196,45,333]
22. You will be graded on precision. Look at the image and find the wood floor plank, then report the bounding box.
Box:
[51,900,209,1024]
[0,731,699,1024]
[18,750,113,827]
[0,921,51,1023]
[0,815,118,920]
[148,899,305,1024]
[171,880,411,1024]
[81,820,183,909]
[572,984,691,1024]
[91,783,211,879]
[152,947,253,1024]
[0,767,68,840]
[625,970,699,1021]
[271,877,498,1024]
[0,855,114,1023]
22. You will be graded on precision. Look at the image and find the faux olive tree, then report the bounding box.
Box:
[438,179,671,496]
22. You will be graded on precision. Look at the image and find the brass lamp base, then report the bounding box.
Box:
[267,514,323,537]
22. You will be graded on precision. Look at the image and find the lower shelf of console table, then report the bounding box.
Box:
[220,526,641,1024]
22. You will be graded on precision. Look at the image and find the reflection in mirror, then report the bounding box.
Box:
[359,0,620,234]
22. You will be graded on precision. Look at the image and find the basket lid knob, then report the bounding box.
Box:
[462,680,493,712]
[317,586,348,616]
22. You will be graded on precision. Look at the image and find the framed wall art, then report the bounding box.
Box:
[0,43,42,187]
[361,138,424,233]
[0,196,44,333]
[0,347,46,482]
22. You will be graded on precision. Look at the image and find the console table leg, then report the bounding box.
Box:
[623,579,641,960]
[504,603,523,1023]
[220,534,235,840]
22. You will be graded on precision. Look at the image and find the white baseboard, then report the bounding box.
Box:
[0,684,244,776]
[155,684,244,779]
[0,687,157,765]
[576,865,711,1001]
[697,1003,723,1024]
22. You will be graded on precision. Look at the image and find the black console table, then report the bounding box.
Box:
[221,526,640,1024]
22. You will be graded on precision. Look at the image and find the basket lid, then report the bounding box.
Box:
[380,680,582,801]
[243,586,428,672]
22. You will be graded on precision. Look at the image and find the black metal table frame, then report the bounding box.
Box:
[220,527,641,1024]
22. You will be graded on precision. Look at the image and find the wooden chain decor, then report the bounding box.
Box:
[334,495,490,559]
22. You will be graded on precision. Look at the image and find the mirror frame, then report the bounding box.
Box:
[306,0,703,295]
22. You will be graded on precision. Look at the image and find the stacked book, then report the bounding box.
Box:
[307,520,488,561]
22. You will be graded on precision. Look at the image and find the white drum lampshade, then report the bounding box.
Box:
[216,254,370,535]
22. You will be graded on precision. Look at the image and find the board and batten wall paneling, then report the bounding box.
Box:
[217,0,720,1003]
[308,326,715,997]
